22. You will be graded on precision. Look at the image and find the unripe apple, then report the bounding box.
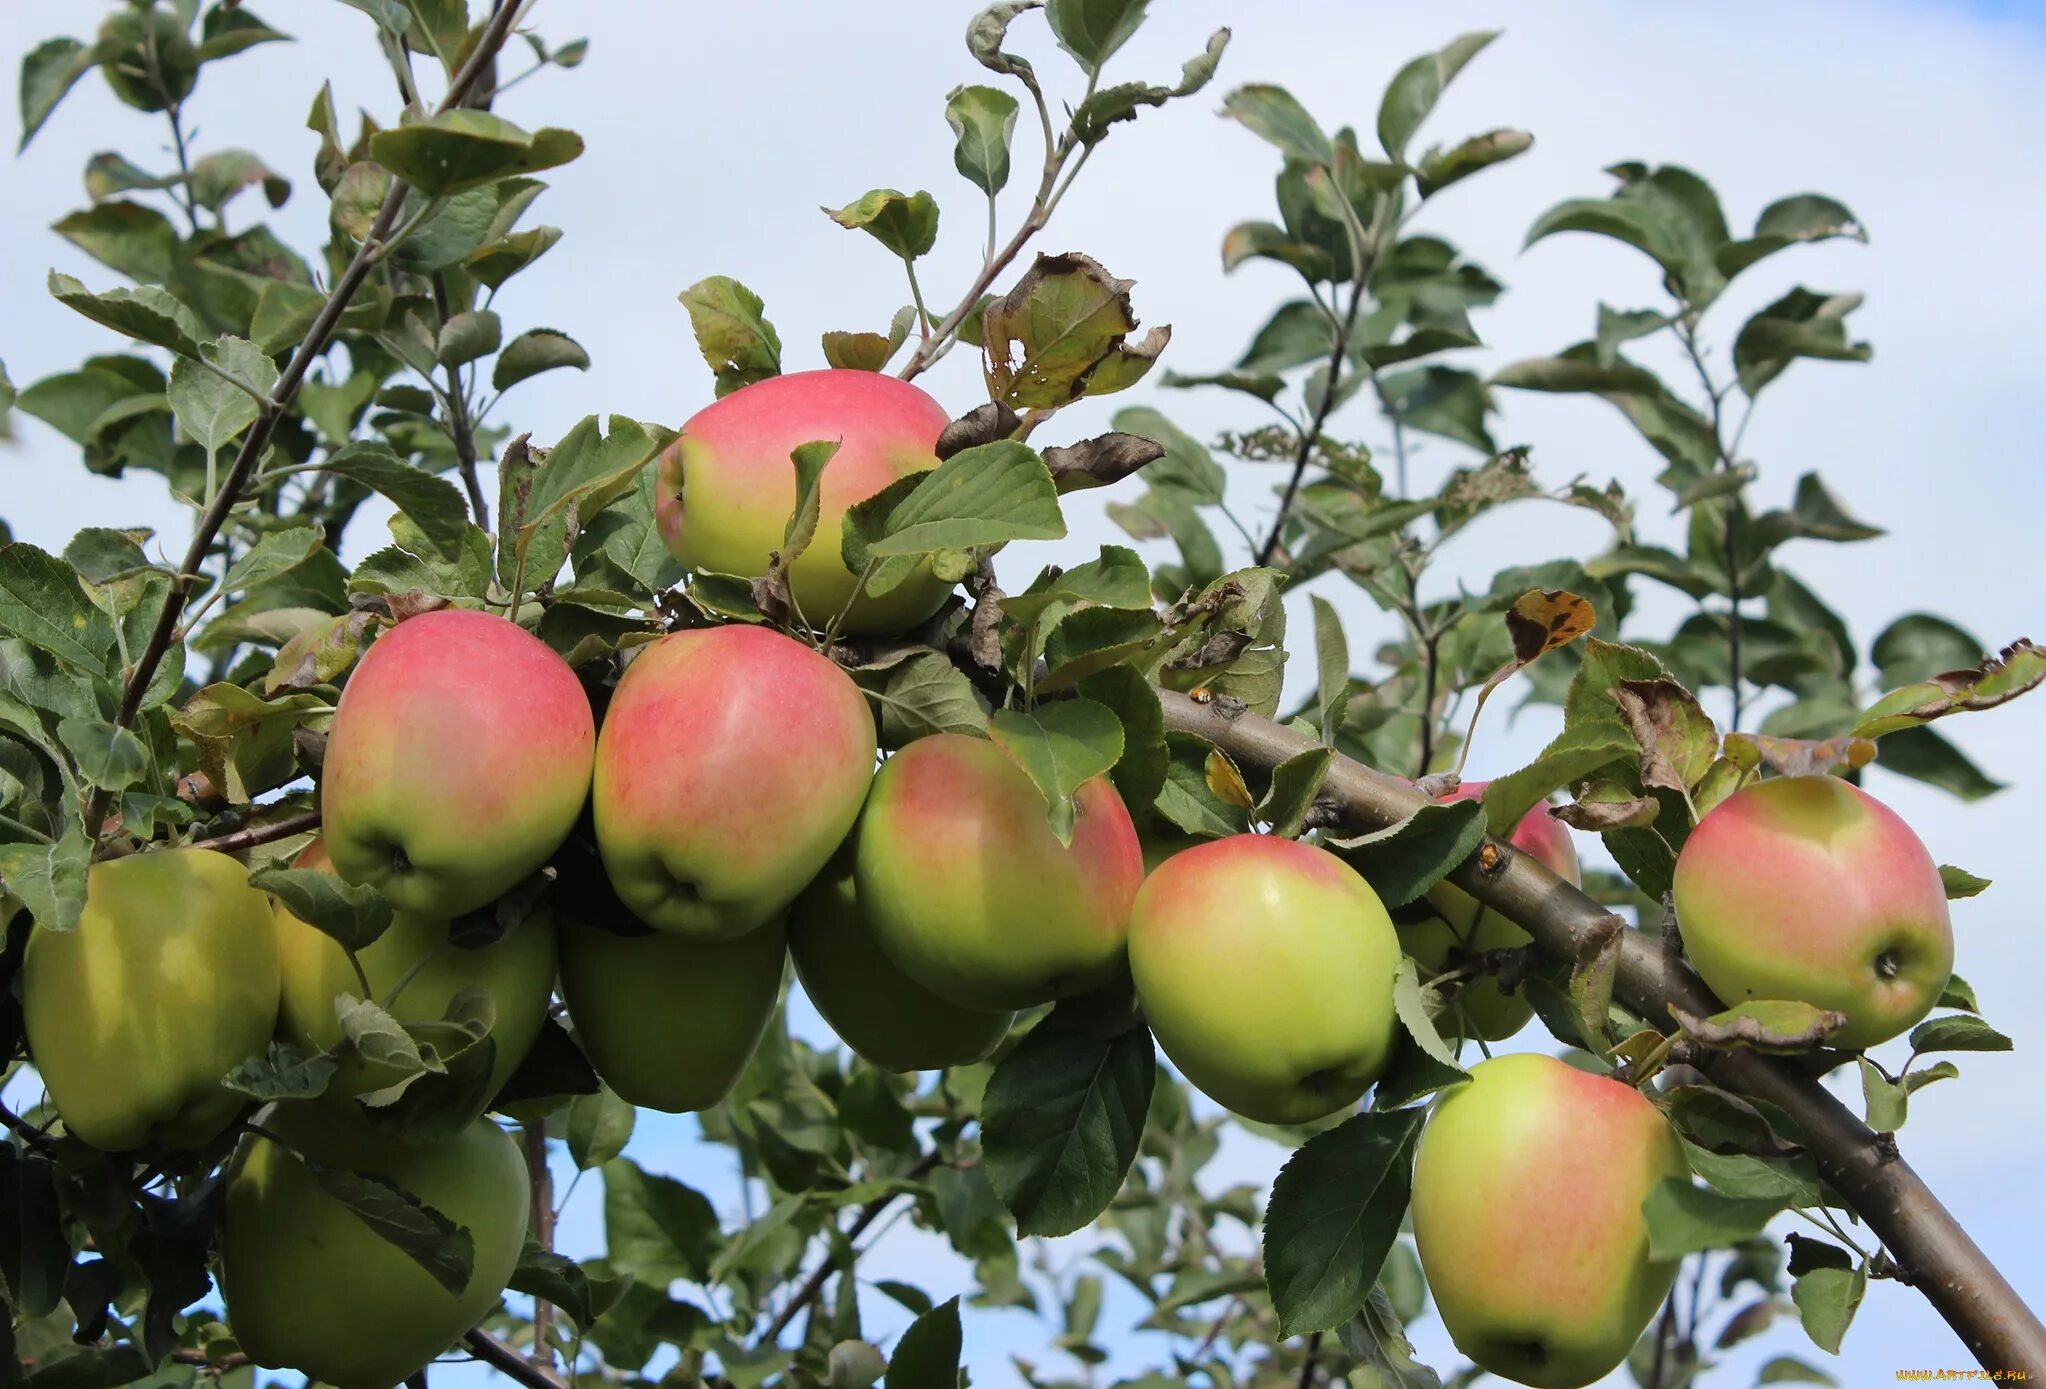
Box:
[273,839,558,1108]
[1673,775,1952,1049]
[322,609,594,919]
[1399,781,1580,1042]
[23,848,279,1151]
[556,914,787,1112]
[1128,835,1401,1124]
[223,1104,528,1389]
[593,624,876,938]
[789,853,1014,1072]
[856,733,1143,1011]
[656,369,955,634]
[1413,1053,1687,1388]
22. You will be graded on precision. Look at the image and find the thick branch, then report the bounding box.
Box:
[1157,689,2046,1375]
[83,0,527,843]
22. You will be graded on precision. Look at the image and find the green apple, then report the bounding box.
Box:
[1127,834,1400,1124]
[23,848,279,1151]
[1673,774,1953,1049]
[789,853,1014,1072]
[273,839,557,1108]
[855,733,1144,1011]
[322,608,595,919]
[593,623,876,939]
[556,913,787,1112]
[1399,780,1580,1042]
[223,1103,528,1389]
[1413,1052,1686,1388]
[655,368,955,634]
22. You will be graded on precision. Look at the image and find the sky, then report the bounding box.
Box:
[4,0,2046,1385]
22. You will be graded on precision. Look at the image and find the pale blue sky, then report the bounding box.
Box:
[4,1,2043,1384]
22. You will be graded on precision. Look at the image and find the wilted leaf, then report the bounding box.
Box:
[1670,1001,1846,1055]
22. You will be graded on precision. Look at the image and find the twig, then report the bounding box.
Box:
[1296,1330,1322,1388]
[751,1150,942,1350]
[523,1120,555,1368]
[1255,278,1363,567]
[80,0,528,845]
[433,273,491,528]
[461,1329,570,1389]
[0,1102,55,1152]
[186,810,322,856]
[1156,687,2046,1375]
[1676,321,1746,730]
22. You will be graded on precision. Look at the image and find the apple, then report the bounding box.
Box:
[1673,774,1953,1049]
[1127,834,1401,1124]
[788,852,1014,1072]
[593,624,876,938]
[322,608,594,919]
[856,733,1143,1012]
[1399,781,1580,1042]
[273,839,558,1108]
[223,1103,528,1389]
[1412,1052,1687,1389]
[556,913,787,1112]
[22,848,279,1151]
[655,368,955,634]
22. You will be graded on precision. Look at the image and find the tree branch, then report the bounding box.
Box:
[186,809,322,856]
[462,1329,570,1389]
[752,1150,942,1351]
[81,0,528,845]
[1156,688,2046,1375]
[523,1120,556,1368]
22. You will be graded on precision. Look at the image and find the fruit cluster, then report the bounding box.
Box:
[14,371,1959,1389]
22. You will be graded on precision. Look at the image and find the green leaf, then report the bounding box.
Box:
[1262,1108,1426,1337]
[824,189,939,261]
[0,832,91,933]
[1641,1178,1784,1261]
[55,717,147,791]
[1257,747,1331,839]
[19,38,97,153]
[867,440,1064,558]
[1875,724,2003,802]
[1416,127,1532,198]
[1044,0,1147,73]
[1326,799,1485,909]
[1069,27,1231,146]
[602,1159,721,1285]
[1858,1056,1908,1134]
[782,440,839,561]
[1907,1014,2012,1055]
[566,1086,637,1171]
[1220,84,1331,165]
[1000,545,1153,622]
[304,1157,476,1296]
[1718,194,1867,280]
[1110,406,1224,504]
[249,865,394,951]
[0,543,113,671]
[1755,1355,1839,1385]
[1236,300,1335,374]
[47,273,206,358]
[221,524,325,596]
[981,1006,1154,1238]
[1312,595,1349,738]
[1734,288,1870,395]
[886,1296,963,1389]
[437,309,503,368]
[854,651,989,743]
[316,442,471,557]
[945,86,1020,197]
[1938,864,1990,900]
[223,1040,338,1102]
[512,416,670,574]
[1075,667,1166,813]
[1378,31,1498,159]
[492,327,589,392]
[508,1244,603,1331]
[1790,1262,1866,1355]
[368,109,584,197]
[1377,365,1495,454]
[198,6,293,62]
[168,343,270,456]
[1873,614,1983,689]
[987,697,1123,843]
[678,275,782,397]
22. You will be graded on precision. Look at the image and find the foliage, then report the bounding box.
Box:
[0,4,2035,1389]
